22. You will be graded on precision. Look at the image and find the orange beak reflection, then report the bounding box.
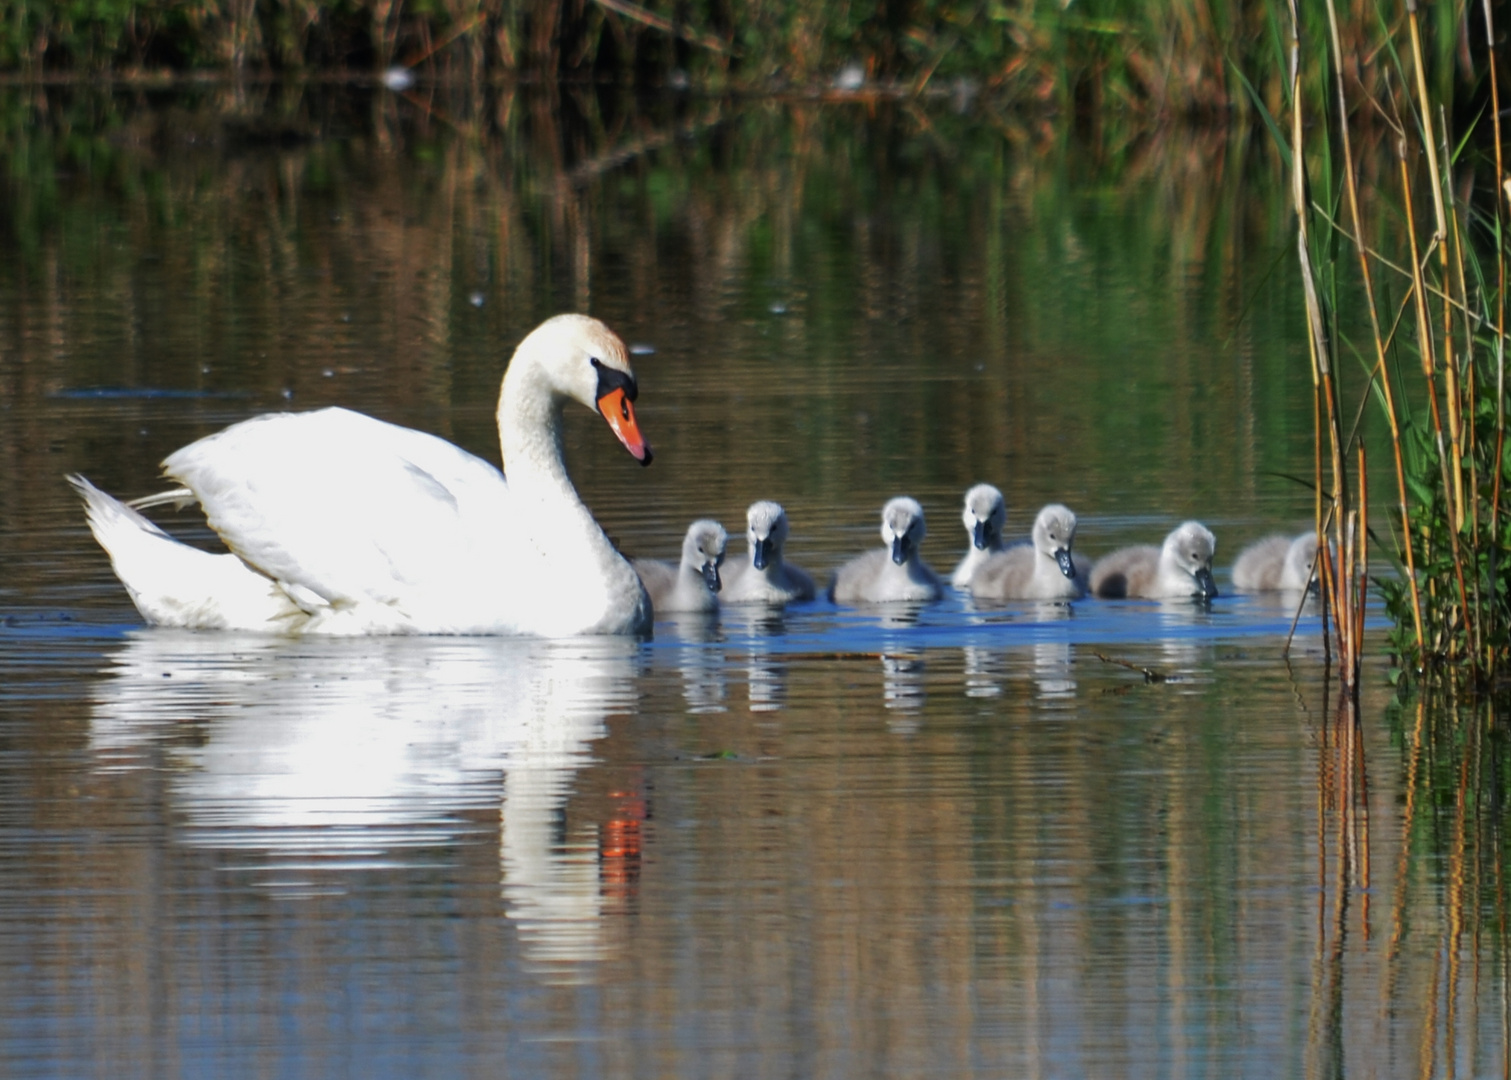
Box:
[597,388,653,466]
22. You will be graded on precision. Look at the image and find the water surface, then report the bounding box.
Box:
[0,84,1498,1078]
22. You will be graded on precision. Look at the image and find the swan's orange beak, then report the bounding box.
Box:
[598,388,653,466]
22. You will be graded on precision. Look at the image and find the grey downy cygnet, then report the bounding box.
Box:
[1231,531,1320,592]
[720,500,816,605]
[969,503,1087,601]
[634,519,727,614]
[951,483,1009,589]
[828,496,944,604]
[1089,520,1218,599]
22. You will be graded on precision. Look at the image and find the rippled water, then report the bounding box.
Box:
[0,84,1500,1077]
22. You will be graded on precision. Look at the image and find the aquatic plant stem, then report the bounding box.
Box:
[1288,0,1355,693]
[1399,142,1475,671]
[1322,0,1423,657]
[1483,0,1506,677]
[1405,4,1479,660]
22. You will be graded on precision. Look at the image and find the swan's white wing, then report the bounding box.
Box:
[163,408,517,621]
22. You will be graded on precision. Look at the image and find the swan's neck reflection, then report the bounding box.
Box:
[89,630,640,983]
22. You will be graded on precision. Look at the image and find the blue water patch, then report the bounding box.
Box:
[650,591,1370,656]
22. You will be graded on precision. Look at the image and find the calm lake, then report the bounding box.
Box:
[0,82,1501,1077]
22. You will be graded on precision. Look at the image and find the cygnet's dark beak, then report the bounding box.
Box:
[1054,548,1076,580]
[891,535,908,566]
[753,536,772,572]
[972,520,989,550]
[702,560,722,593]
[1194,566,1218,598]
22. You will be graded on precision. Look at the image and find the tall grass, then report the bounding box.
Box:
[1277,0,1507,687]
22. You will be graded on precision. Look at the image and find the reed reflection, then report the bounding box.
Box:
[88,630,639,980]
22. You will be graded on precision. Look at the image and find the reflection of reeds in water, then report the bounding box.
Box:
[1382,684,1507,1076]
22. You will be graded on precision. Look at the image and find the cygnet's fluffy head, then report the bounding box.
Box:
[961,484,1006,550]
[1031,503,1079,580]
[683,519,728,593]
[508,314,651,465]
[745,501,789,571]
[881,497,927,565]
[1284,532,1321,591]
[1162,520,1218,597]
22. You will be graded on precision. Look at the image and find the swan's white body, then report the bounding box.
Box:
[71,314,655,637]
[950,483,1009,589]
[969,503,1086,601]
[1089,521,1218,600]
[828,496,943,605]
[1232,532,1318,592]
[721,501,816,605]
[633,519,727,614]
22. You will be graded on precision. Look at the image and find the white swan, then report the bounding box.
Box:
[968,503,1086,601]
[720,501,816,605]
[1089,521,1218,599]
[633,519,727,614]
[828,496,944,604]
[69,314,655,637]
[1232,531,1319,592]
[950,483,1008,589]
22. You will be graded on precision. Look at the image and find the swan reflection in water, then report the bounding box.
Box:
[719,605,789,713]
[88,630,640,983]
[656,611,728,714]
[961,600,1080,703]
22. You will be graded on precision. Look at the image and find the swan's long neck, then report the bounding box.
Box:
[499,361,577,502]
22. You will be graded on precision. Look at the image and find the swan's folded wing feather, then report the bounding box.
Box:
[163,408,516,611]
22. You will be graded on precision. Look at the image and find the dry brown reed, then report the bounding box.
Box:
[1286,0,1508,686]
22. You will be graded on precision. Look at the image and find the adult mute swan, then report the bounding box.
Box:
[1089,521,1218,600]
[1232,531,1320,592]
[720,501,816,605]
[633,519,727,614]
[950,483,1008,589]
[69,314,655,637]
[968,503,1087,601]
[828,496,944,605]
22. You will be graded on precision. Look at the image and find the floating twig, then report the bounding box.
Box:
[1093,652,1172,684]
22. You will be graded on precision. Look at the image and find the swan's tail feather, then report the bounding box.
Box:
[67,473,303,630]
[126,486,197,511]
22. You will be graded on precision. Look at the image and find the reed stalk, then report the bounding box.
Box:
[1482,0,1506,669]
[1321,0,1423,657]
[1288,0,1364,696]
[1286,0,1507,681]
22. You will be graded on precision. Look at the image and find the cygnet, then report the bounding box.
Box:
[1089,520,1218,599]
[1232,531,1320,592]
[634,519,727,614]
[721,500,816,605]
[828,496,944,604]
[951,483,1009,588]
[969,503,1086,600]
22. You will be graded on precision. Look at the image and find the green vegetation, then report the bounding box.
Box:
[1277,0,1507,685]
